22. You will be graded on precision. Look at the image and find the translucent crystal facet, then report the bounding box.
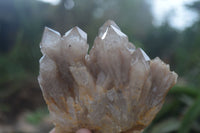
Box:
[38,20,178,133]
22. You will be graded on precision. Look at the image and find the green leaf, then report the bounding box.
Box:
[178,95,200,133]
[151,118,180,133]
[169,86,200,97]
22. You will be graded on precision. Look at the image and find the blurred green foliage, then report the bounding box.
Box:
[0,0,200,132]
[25,107,49,125]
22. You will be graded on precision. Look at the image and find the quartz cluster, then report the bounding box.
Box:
[38,20,178,133]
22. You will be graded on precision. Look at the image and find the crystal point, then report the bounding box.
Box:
[99,19,120,38]
[38,21,178,133]
[139,48,150,61]
[40,27,61,55]
[64,26,87,40]
[110,25,127,37]
[132,48,150,62]
[99,23,127,40]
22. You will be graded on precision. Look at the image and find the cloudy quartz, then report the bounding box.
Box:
[38,20,178,133]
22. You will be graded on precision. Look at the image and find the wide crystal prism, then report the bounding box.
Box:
[38,20,178,133]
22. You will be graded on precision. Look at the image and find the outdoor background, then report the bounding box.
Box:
[0,0,200,132]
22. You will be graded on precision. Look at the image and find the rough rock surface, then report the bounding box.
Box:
[38,20,178,133]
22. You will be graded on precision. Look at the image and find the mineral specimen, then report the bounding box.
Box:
[38,20,178,133]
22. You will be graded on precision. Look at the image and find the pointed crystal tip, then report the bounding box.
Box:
[41,27,61,47]
[110,25,127,37]
[132,48,151,61]
[44,27,61,37]
[102,20,120,30]
[100,25,127,40]
[99,20,121,38]
[138,48,150,61]
[64,26,87,40]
